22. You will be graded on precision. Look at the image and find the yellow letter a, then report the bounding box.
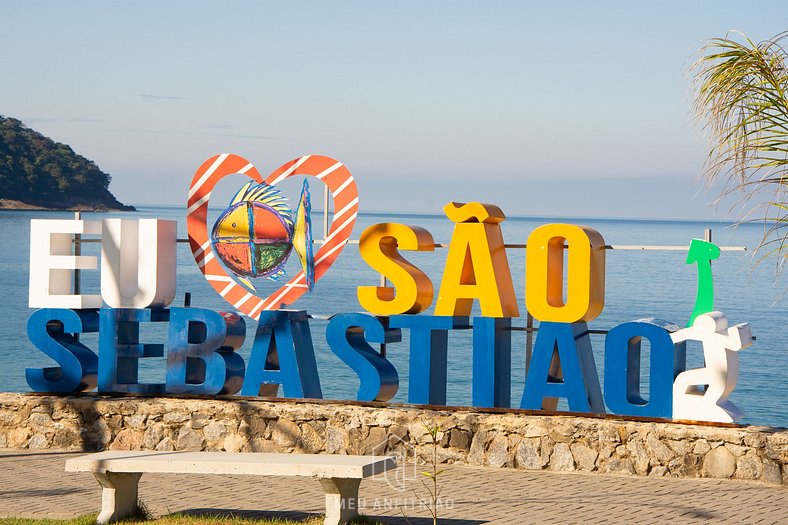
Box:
[435,203,519,317]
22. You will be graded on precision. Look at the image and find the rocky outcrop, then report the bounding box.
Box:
[1,393,785,485]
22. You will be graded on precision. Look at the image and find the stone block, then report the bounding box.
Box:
[123,414,146,429]
[407,421,431,444]
[346,428,364,454]
[163,412,191,423]
[387,424,408,443]
[486,434,511,468]
[27,433,49,449]
[604,458,635,475]
[325,425,348,454]
[649,466,669,477]
[693,439,711,455]
[646,434,675,465]
[743,432,767,449]
[222,433,246,453]
[734,451,763,480]
[468,430,489,466]
[155,437,174,451]
[702,445,736,478]
[549,443,575,472]
[190,413,211,430]
[109,429,144,450]
[766,433,788,463]
[627,438,650,475]
[724,443,748,457]
[203,422,227,442]
[176,429,204,451]
[523,419,549,438]
[762,458,782,485]
[570,443,598,471]
[515,437,544,469]
[435,446,464,463]
[364,426,388,454]
[271,420,301,447]
[667,439,690,456]
[143,423,166,450]
[449,429,471,450]
[548,422,575,443]
[300,422,325,453]
[86,419,111,447]
[250,438,281,453]
[28,412,54,430]
[669,454,701,477]
[52,428,81,449]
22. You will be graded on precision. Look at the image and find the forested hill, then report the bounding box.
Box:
[0,116,134,211]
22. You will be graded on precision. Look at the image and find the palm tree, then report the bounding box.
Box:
[691,31,788,275]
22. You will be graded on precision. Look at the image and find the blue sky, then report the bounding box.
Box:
[2,1,787,219]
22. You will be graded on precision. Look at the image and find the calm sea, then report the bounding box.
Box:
[1,206,785,428]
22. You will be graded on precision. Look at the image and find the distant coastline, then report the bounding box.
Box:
[0,198,135,212]
[0,115,135,213]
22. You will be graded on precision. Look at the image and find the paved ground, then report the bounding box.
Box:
[0,450,785,524]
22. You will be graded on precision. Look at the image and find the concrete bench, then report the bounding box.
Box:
[65,451,397,525]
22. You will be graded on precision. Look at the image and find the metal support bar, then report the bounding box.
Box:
[323,183,330,240]
[71,238,748,252]
[73,211,82,342]
[525,312,533,373]
[379,274,387,358]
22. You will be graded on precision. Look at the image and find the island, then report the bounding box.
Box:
[0,115,134,211]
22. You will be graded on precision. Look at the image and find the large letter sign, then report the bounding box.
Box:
[26,308,99,393]
[29,220,103,309]
[521,322,605,413]
[23,154,757,425]
[389,315,467,405]
[327,313,400,402]
[357,223,435,315]
[166,308,246,395]
[604,319,685,418]
[525,224,605,323]
[472,317,512,408]
[435,202,519,317]
[241,310,323,398]
[671,312,752,423]
[98,308,170,394]
[101,219,177,308]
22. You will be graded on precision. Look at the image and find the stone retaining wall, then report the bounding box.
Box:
[1,393,785,485]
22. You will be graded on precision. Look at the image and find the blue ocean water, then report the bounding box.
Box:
[1,206,785,428]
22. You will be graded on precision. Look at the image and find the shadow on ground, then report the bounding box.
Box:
[178,508,486,525]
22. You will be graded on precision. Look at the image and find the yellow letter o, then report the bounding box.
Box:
[525,224,605,323]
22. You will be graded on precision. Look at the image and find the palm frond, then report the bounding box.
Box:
[691,31,788,275]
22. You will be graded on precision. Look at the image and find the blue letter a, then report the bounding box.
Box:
[241,310,322,399]
[520,322,605,414]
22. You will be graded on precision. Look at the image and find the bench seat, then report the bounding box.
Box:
[65,451,397,525]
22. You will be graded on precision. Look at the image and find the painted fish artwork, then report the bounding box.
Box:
[211,179,315,292]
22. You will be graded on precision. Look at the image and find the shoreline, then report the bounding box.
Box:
[0,199,136,212]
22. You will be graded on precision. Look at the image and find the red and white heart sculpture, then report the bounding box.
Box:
[186,154,358,319]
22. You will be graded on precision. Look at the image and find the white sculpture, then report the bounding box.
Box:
[671,311,752,423]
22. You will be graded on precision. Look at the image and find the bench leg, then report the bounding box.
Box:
[319,478,361,525]
[93,472,143,524]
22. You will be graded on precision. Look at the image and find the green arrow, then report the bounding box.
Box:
[685,238,721,327]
